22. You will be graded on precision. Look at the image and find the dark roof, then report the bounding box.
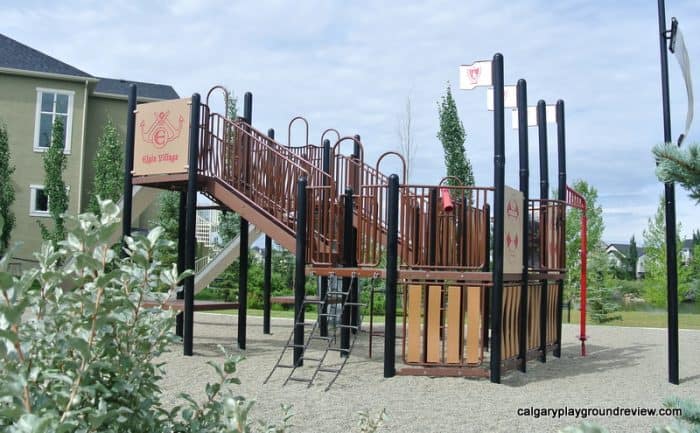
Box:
[682,239,695,250]
[607,243,643,257]
[0,33,177,100]
[94,78,179,100]
[0,33,92,78]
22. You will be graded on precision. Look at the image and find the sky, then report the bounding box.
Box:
[2,0,699,244]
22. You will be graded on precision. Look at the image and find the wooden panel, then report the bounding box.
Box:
[528,285,541,350]
[406,284,422,363]
[426,285,442,363]
[446,286,462,364]
[465,286,481,364]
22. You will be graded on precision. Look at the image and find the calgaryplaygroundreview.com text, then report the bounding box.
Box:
[517,406,683,419]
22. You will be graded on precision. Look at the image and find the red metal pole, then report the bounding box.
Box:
[580,209,588,356]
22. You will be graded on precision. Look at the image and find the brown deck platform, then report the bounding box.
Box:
[142,299,239,311]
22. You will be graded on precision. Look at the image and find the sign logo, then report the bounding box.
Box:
[467,66,481,84]
[506,199,520,219]
[140,110,185,149]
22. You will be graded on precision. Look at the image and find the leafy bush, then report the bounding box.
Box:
[0,201,387,433]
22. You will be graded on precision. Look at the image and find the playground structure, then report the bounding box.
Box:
[123,53,581,385]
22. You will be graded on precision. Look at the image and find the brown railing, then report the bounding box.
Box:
[200,112,336,237]
[528,199,566,272]
[398,185,492,271]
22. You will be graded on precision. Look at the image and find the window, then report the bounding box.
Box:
[29,185,50,217]
[33,88,74,153]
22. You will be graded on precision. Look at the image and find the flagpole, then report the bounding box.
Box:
[657,0,679,386]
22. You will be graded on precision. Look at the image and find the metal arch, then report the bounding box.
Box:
[375,151,407,184]
[332,136,364,163]
[206,85,231,117]
[438,176,464,187]
[288,116,310,146]
[320,128,341,147]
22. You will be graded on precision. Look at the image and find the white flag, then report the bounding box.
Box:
[511,105,557,129]
[672,25,694,145]
[459,60,492,90]
[487,85,517,110]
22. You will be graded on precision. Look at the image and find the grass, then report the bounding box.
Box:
[562,308,700,330]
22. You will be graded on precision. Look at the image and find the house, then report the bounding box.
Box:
[605,239,696,279]
[0,33,178,265]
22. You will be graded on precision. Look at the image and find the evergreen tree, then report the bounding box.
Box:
[627,235,639,280]
[653,142,700,202]
[437,83,474,187]
[88,119,123,215]
[38,119,69,246]
[564,180,606,300]
[151,191,180,266]
[0,122,15,254]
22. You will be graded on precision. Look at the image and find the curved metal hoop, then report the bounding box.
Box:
[439,176,464,187]
[375,151,407,184]
[320,128,340,146]
[287,116,309,146]
[332,136,364,162]
[206,85,230,116]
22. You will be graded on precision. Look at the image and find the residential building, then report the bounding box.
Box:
[605,239,696,279]
[0,33,178,265]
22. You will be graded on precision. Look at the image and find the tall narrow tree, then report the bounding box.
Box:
[397,96,415,181]
[89,119,123,215]
[39,119,69,246]
[627,235,639,280]
[437,83,474,187]
[0,122,15,254]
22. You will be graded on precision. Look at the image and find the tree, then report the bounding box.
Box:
[626,235,639,280]
[38,119,69,246]
[642,196,688,306]
[653,142,700,202]
[151,191,180,266]
[219,211,240,244]
[437,83,474,187]
[0,122,15,254]
[397,96,415,181]
[564,180,606,300]
[88,119,123,215]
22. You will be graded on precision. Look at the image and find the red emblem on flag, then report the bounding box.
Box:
[140,110,185,149]
[468,66,481,84]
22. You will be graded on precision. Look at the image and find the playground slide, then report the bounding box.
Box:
[193,224,264,295]
[109,185,161,245]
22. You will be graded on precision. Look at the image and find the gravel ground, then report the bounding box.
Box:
[158,313,700,433]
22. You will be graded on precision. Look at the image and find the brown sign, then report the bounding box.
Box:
[503,186,524,274]
[133,98,191,176]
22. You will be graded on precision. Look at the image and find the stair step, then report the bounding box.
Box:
[337,324,358,330]
[301,357,323,362]
[295,322,315,327]
[287,377,312,383]
[328,348,350,353]
[304,300,324,305]
[318,367,340,373]
[286,344,306,349]
[343,302,364,306]
[310,336,333,341]
[277,364,295,369]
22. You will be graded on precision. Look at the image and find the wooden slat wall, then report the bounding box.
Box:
[426,285,442,363]
[546,282,559,345]
[446,286,462,364]
[501,285,521,361]
[406,284,422,363]
[528,284,541,351]
[465,286,481,364]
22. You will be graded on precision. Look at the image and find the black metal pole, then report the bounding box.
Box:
[263,128,274,335]
[554,100,566,358]
[121,85,136,256]
[490,53,505,384]
[293,176,308,365]
[537,99,548,363]
[340,188,354,356]
[238,92,252,350]
[384,174,399,378]
[176,191,186,338]
[657,0,679,385]
[517,79,529,372]
[319,139,331,337]
[350,135,361,330]
[183,93,201,356]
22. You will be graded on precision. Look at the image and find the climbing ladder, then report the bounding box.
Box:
[264,274,363,390]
